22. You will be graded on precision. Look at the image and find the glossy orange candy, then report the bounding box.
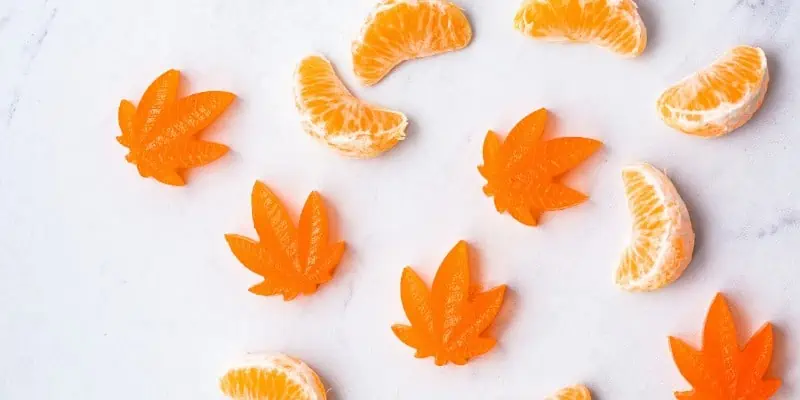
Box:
[117,69,235,186]
[392,241,507,366]
[225,182,346,300]
[669,294,781,399]
[479,108,602,226]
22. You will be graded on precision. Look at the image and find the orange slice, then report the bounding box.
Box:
[352,0,472,86]
[220,353,326,400]
[294,55,409,158]
[669,293,781,399]
[546,385,592,400]
[657,45,769,137]
[615,163,694,291]
[514,0,647,57]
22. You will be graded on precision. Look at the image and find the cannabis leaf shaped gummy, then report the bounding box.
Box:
[225,181,346,300]
[392,241,507,366]
[669,293,781,399]
[479,108,602,226]
[117,69,235,186]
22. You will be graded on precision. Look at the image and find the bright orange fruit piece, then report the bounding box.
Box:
[514,0,647,57]
[669,293,781,399]
[225,181,346,300]
[294,55,409,158]
[392,241,507,366]
[352,0,472,86]
[615,163,695,291]
[220,353,327,400]
[547,384,592,400]
[117,69,235,186]
[479,108,603,226]
[657,45,769,137]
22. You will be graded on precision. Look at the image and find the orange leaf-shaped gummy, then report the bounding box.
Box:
[117,69,235,186]
[225,182,346,300]
[392,241,507,366]
[479,108,602,226]
[669,293,781,399]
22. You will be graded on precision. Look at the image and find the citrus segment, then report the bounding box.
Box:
[352,0,472,85]
[546,384,592,400]
[615,163,694,291]
[220,353,326,400]
[657,45,769,137]
[514,0,647,57]
[294,55,408,158]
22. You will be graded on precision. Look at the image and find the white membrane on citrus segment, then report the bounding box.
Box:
[354,0,454,47]
[222,353,326,400]
[293,55,408,157]
[616,163,694,291]
[658,46,768,136]
[514,0,646,56]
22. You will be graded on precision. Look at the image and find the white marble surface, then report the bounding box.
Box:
[0,0,798,399]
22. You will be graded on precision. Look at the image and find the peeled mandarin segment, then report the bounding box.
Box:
[514,0,647,57]
[352,0,472,86]
[546,384,592,400]
[392,241,507,366]
[294,54,408,158]
[478,108,602,227]
[225,181,346,300]
[220,353,327,400]
[657,45,769,137]
[614,163,694,291]
[116,69,235,186]
[669,294,782,399]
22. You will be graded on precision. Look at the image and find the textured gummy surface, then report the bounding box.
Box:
[392,241,507,366]
[669,294,781,399]
[225,182,346,300]
[479,108,602,226]
[117,69,235,186]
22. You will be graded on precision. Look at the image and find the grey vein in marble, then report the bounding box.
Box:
[735,0,766,10]
[732,0,791,38]
[340,280,355,313]
[29,9,58,53]
[5,7,58,127]
[757,211,800,239]
[6,89,20,128]
[764,1,791,39]
[0,14,10,33]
